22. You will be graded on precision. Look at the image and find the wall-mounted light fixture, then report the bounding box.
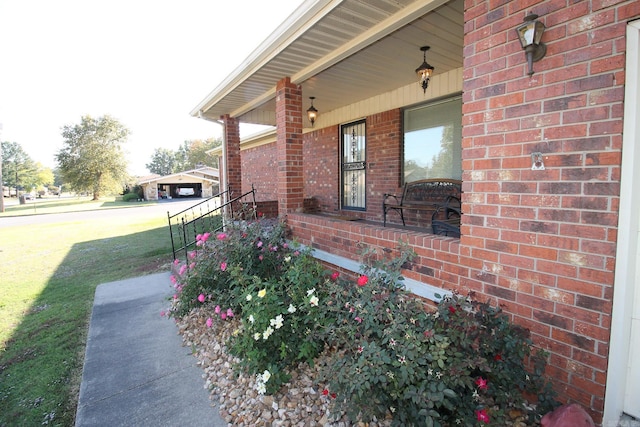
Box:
[307,97,318,127]
[516,14,547,76]
[415,45,435,93]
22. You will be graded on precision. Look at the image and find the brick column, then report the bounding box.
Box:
[221,114,241,198]
[275,77,304,215]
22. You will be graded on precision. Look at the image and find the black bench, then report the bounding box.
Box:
[383,178,462,235]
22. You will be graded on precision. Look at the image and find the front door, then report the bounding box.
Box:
[341,120,366,210]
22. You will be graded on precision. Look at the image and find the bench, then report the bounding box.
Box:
[383,178,462,235]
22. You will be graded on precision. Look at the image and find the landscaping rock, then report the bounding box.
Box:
[175,306,544,426]
[541,404,595,427]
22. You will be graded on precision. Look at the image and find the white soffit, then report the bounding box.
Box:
[192,0,463,125]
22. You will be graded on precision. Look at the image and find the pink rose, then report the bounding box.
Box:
[475,377,488,390]
[206,317,213,328]
[197,294,205,303]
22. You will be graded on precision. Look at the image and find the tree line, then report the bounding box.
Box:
[2,114,221,201]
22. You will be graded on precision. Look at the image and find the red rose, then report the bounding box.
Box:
[448,306,456,314]
[322,389,329,396]
[357,275,368,287]
[476,409,490,424]
[331,271,340,281]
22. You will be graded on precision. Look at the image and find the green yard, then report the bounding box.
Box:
[0,201,175,426]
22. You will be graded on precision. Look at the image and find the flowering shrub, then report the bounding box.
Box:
[169,220,292,317]
[170,218,331,393]
[228,252,330,394]
[169,219,558,424]
[318,245,558,426]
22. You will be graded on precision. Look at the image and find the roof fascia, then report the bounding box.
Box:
[138,171,219,184]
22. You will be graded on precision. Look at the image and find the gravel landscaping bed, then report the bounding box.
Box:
[176,307,393,427]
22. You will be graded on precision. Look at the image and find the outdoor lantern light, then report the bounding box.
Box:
[516,13,547,76]
[415,46,435,93]
[307,97,318,127]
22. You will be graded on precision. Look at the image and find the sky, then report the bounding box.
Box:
[0,0,304,176]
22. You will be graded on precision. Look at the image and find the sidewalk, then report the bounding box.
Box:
[75,272,226,427]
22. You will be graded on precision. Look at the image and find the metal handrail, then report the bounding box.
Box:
[167,185,257,263]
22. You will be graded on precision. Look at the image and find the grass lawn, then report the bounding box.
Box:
[0,205,175,426]
[0,195,154,217]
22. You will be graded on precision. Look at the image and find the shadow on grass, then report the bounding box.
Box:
[0,224,174,426]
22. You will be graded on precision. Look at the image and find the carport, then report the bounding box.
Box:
[137,167,219,201]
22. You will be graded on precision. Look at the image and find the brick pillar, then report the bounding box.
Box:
[221,114,241,198]
[275,77,304,215]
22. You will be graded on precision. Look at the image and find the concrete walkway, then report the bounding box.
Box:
[75,272,226,427]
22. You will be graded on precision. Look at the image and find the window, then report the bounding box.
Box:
[403,96,462,183]
[341,120,366,210]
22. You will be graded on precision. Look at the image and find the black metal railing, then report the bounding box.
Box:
[167,186,257,263]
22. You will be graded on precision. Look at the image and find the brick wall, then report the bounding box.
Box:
[288,213,463,290]
[242,143,278,201]
[303,125,340,213]
[302,110,403,221]
[367,110,404,222]
[461,0,638,421]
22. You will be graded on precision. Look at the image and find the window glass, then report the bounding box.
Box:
[403,96,462,183]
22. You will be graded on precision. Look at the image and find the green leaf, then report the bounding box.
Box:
[443,388,457,398]
[426,415,434,427]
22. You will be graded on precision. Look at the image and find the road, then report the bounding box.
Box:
[0,198,205,228]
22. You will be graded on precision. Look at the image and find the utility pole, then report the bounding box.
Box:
[0,122,4,213]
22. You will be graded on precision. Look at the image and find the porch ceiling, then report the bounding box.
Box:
[192,0,464,126]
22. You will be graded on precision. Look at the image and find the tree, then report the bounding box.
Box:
[145,148,176,175]
[1,141,38,194]
[34,163,55,192]
[56,115,130,200]
[184,138,221,169]
[146,138,221,175]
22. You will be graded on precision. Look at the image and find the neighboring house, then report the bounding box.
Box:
[191,0,640,424]
[137,166,219,200]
